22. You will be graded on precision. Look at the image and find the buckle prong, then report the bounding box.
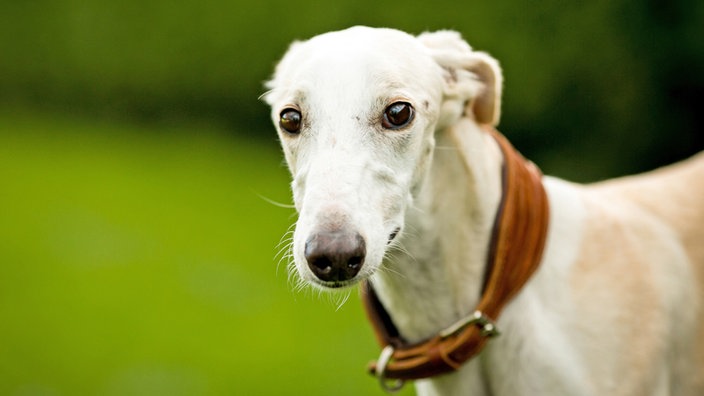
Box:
[439,310,501,338]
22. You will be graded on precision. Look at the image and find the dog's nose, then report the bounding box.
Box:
[304,231,366,283]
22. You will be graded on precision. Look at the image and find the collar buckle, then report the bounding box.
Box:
[375,345,406,393]
[439,310,501,339]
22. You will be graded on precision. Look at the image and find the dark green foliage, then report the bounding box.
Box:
[2,0,702,180]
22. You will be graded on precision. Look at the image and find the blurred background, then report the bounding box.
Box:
[1,1,702,395]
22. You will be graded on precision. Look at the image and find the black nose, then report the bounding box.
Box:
[304,231,366,283]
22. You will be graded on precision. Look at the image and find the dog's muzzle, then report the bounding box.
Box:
[304,230,366,284]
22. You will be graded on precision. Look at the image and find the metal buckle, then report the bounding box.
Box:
[439,310,501,339]
[376,345,405,393]
[374,311,498,392]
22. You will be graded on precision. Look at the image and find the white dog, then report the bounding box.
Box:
[264,26,704,396]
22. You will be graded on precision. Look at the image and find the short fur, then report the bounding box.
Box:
[264,26,704,395]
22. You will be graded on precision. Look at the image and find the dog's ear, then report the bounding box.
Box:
[418,31,503,126]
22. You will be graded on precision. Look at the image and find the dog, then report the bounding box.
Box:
[263,26,704,395]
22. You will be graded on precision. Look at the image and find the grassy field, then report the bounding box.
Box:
[0,111,410,395]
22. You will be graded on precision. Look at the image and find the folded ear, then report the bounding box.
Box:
[417,30,503,126]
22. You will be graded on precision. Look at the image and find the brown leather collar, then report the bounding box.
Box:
[362,126,550,390]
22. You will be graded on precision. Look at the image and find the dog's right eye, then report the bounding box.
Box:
[279,109,302,134]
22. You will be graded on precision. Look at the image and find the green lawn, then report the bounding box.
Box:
[0,111,407,395]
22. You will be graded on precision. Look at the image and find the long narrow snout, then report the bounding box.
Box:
[304,230,366,284]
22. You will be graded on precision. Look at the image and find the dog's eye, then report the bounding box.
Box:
[279,108,302,134]
[382,102,414,130]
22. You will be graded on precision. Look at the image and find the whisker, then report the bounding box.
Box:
[275,232,294,250]
[255,192,296,209]
[257,89,273,101]
[387,245,414,262]
[407,202,428,217]
[333,289,352,311]
[379,262,407,280]
[276,248,293,276]
[274,227,296,276]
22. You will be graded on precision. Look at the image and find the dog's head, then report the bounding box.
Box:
[264,26,502,289]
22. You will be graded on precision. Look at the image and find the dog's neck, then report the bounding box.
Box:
[370,119,503,343]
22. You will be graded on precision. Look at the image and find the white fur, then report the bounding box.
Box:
[265,26,704,396]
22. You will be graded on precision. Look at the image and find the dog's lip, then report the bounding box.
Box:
[309,277,361,290]
[306,268,371,289]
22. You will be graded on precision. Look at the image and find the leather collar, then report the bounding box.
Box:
[362,126,550,390]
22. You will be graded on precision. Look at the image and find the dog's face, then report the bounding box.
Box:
[264,26,502,289]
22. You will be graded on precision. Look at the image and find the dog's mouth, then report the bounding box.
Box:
[300,226,402,289]
[387,227,401,245]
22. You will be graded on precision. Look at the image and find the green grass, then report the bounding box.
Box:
[0,111,410,395]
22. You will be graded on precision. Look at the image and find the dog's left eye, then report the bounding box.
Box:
[382,102,414,130]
